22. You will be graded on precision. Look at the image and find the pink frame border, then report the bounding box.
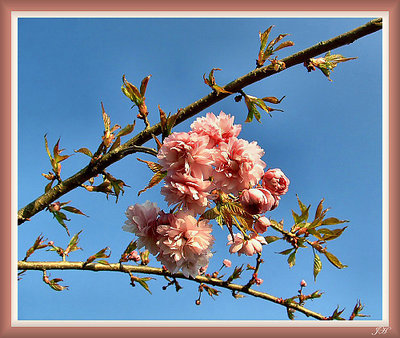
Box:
[2,0,398,337]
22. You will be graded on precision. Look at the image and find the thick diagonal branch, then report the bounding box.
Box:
[17,18,382,225]
[18,260,327,320]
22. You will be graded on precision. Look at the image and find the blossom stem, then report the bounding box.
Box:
[18,260,328,320]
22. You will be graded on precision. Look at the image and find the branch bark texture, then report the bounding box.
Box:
[18,260,327,320]
[17,18,382,225]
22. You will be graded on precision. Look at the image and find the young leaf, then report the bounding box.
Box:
[313,252,322,281]
[137,277,153,294]
[137,158,164,173]
[320,227,348,241]
[226,265,243,283]
[321,217,349,226]
[314,198,325,220]
[264,235,281,244]
[62,206,88,217]
[75,148,93,157]
[138,171,167,196]
[199,207,220,221]
[324,251,348,269]
[287,251,296,268]
[277,248,293,255]
[140,75,152,97]
[53,212,70,236]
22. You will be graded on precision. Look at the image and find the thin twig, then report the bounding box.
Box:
[18,260,327,320]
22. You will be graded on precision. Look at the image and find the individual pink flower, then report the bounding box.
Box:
[128,250,141,262]
[212,137,266,194]
[190,111,242,146]
[123,201,160,255]
[227,232,267,256]
[161,172,212,215]
[254,216,271,234]
[262,168,290,196]
[156,211,214,277]
[157,131,213,178]
[239,188,275,214]
[223,259,232,268]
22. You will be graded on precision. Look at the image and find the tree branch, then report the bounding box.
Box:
[17,18,382,225]
[18,260,327,320]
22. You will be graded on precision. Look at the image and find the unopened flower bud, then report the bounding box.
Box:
[48,202,61,212]
[195,299,201,305]
[300,280,307,287]
[223,259,232,268]
[254,216,271,234]
[239,188,275,214]
[255,278,263,286]
[48,241,54,246]
[262,168,290,196]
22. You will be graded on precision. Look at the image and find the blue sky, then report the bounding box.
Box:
[17,16,383,321]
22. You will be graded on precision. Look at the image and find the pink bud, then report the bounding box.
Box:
[48,241,54,246]
[239,188,275,215]
[254,216,271,234]
[262,168,290,196]
[223,259,232,268]
[49,202,61,212]
[255,278,263,286]
[300,280,307,287]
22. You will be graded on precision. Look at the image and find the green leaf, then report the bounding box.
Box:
[96,260,110,265]
[109,136,121,152]
[313,253,322,281]
[320,227,348,241]
[137,278,152,294]
[199,207,220,220]
[286,307,295,320]
[137,158,164,173]
[74,147,93,157]
[64,230,83,255]
[44,134,53,161]
[324,251,347,269]
[307,228,324,241]
[62,206,88,217]
[277,248,293,255]
[216,215,224,229]
[321,217,349,226]
[122,240,137,256]
[138,171,167,196]
[287,251,296,268]
[314,198,325,219]
[116,122,135,138]
[53,212,70,236]
[226,265,243,283]
[264,235,281,244]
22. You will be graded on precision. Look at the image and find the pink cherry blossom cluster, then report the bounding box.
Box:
[158,111,267,215]
[123,201,214,277]
[123,112,290,277]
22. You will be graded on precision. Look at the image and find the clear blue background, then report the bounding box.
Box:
[17,17,382,321]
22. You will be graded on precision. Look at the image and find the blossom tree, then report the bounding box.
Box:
[17,17,383,321]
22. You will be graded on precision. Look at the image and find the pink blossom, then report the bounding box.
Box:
[300,280,307,287]
[128,250,141,262]
[161,172,212,215]
[262,168,290,196]
[254,216,271,234]
[212,137,266,194]
[223,259,232,268]
[157,132,213,178]
[123,201,160,255]
[227,232,267,256]
[156,211,214,277]
[239,188,275,215]
[190,111,241,146]
[255,277,264,286]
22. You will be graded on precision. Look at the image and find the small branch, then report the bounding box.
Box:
[17,18,382,225]
[18,260,327,320]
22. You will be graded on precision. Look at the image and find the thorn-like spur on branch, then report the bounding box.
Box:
[18,260,327,320]
[17,18,382,225]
